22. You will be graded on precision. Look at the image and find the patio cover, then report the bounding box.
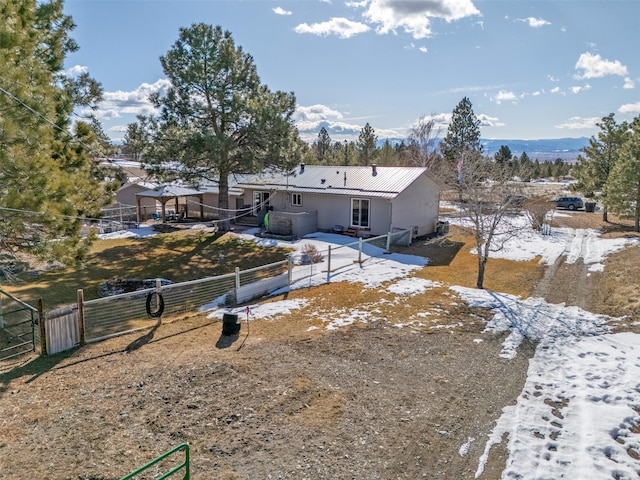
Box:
[135,185,205,222]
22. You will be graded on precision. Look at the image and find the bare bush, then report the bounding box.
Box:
[301,243,323,264]
[523,196,555,231]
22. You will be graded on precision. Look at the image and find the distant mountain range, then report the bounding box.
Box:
[377,137,589,162]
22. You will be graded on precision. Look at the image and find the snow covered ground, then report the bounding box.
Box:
[100,218,640,478]
[228,222,639,479]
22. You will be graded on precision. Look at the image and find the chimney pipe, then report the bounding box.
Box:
[300,163,305,174]
[372,164,377,176]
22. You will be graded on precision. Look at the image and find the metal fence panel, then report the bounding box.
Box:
[238,260,288,287]
[160,273,236,316]
[0,289,37,360]
[237,273,288,304]
[83,288,157,342]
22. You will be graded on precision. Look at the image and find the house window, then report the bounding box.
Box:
[291,193,302,206]
[351,198,370,228]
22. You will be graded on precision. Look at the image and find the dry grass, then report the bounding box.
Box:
[4,229,293,309]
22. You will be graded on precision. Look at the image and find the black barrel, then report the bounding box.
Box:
[222,313,240,335]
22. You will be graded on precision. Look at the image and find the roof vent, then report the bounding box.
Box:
[372,164,377,176]
[300,163,305,174]
[321,179,326,184]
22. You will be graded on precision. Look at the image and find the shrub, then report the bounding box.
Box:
[301,243,323,264]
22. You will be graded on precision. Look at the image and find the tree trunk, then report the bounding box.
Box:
[218,171,230,231]
[602,209,608,222]
[635,181,640,232]
[477,255,486,289]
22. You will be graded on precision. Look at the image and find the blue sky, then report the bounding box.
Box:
[62,0,640,144]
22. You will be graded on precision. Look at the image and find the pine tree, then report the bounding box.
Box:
[314,127,332,163]
[603,115,640,230]
[356,123,378,166]
[440,97,482,172]
[0,0,108,276]
[132,24,303,230]
[377,140,398,166]
[573,113,628,221]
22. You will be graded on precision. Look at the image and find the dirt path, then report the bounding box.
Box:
[532,227,600,309]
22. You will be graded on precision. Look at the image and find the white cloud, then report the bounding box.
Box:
[492,90,518,104]
[65,64,89,77]
[570,83,591,94]
[477,114,505,128]
[419,46,428,53]
[547,75,559,82]
[575,52,628,79]
[295,104,344,122]
[294,17,370,38]
[619,102,640,114]
[518,17,550,28]
[293,104,404,142]
[361,0,480,39]
[623,77,635,89]
[550,86,562,94]
[555,116,600,130]
[409,112,450,132]
[273,6,292,16]
[96,79,171,119]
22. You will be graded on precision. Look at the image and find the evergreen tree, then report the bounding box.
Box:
[122,117,151,163]
[440,97,482,177]
[314,127,332,163]
[494,145,512,166]
[356,123,378,165]
[377,140,398,166]
[0,0,108,276]
[603,115,640,230]
[573,113,628,221]
[132,24,303,229]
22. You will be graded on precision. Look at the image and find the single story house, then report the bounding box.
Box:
[234,164,442,239]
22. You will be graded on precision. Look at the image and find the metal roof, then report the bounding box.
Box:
[134,184,204,199]
[134,182,243,198]
[235,165,431,199]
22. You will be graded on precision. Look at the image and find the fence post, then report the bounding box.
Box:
[37,298,47,355]
[235,267,241,306]
[386,232,391,253]
[358,237,363,264]
[326,245,331,284]
[287,255,293,286]
[77,289,86,345]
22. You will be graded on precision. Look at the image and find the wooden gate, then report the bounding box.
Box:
[44,306,79,355]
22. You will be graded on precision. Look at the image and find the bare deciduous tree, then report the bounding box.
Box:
[407,115,442,168]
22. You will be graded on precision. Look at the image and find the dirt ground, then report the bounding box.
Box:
[0,209,638,480]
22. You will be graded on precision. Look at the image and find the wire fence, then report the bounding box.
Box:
[44,227,414,352]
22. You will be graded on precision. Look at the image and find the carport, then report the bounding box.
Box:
[134,185,205,223]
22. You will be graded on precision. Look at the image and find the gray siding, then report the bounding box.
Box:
[391,174,440,235]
